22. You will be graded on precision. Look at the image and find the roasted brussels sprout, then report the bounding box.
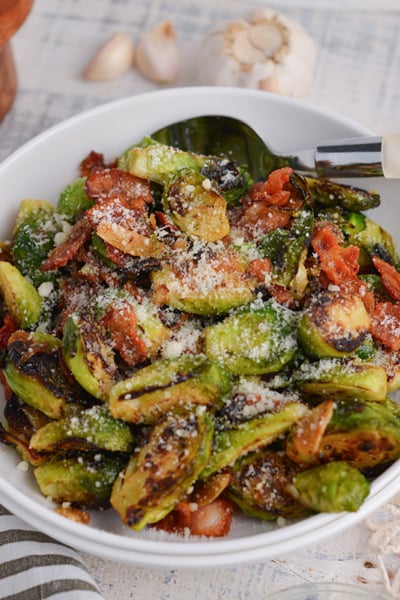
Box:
[204,303,297,375]
[152,244,256,315]
[125,137,206,184]
[201,401,308,479]
[288,461,370,512]
[295,358,387,402]
[298,292,371,358]
[228,449,307,520]
[62,313,117,401]
[109,355,231,424]
[345,212,398,267]
[30,405,134,453]
[4,331,90,419]
[163,168,229,242]
[57,177,94,220]
[110,406,213,529]
[287,398,400,469]
[12,199,61,287]
[307,177,380,211]
[34,452,127,509]
[0,261,42,329]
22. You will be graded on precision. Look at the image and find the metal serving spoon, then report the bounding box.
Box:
[152,115,400,180]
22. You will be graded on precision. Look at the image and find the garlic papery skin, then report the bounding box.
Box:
[135,20,180,85]
[83,32,135,81]
[195,9,317,98]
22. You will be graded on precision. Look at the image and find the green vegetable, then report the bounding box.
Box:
[34,453,127,509]
[204,303,297,375]
[307,177,380,211]
[12,199,61,286]
[201,401,308,479]
[298,292,371,358]
[30,405,134,453]
[57,177,94,220]
[0,261,42,328]
[109,355,231,424]
[110,406,213,530]
[4,331,85,420]
[288,461,370,512]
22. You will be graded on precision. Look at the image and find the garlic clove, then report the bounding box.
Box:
[135,20,180,84]
[83,32,135,81]
[195,8,317,98]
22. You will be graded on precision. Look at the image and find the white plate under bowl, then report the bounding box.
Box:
[1,86,400,569]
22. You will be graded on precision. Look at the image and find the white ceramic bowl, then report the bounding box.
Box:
[1,86,400,568]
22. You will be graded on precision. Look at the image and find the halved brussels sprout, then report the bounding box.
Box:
[4,331,88,419]
[0,261,42,329]
[288,461,370,513]
[12,199,61,287]
[125,137,206,184]
[109,355,231,424]
[201,401,308,479]
[306,177,380,211]
[204,303,298,375]
[346,212,398,268]
[62,313,117,401]
[298,292,371,358]
[295,358,387,402]
[110,406,213,530]
[228,449,306,520]
[152,244,256,315]
[30,405,134,453]
[287,398,400,469]
[57,177,94,220]
[34,452,127,509]
[163,168,229,242]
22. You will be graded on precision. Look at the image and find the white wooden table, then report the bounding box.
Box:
[2,1,400,598]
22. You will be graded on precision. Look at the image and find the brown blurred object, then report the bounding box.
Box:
[0,0,33,120]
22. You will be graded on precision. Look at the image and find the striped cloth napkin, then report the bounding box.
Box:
[0,505,105,600]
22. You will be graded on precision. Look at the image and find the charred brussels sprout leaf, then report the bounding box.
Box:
[4,331,88,419]
[204,303,297,375]
[298,292,371,358]
[57,177,94,220]
[288,461,370,513]
[110,406,213,530]
[30,405,134,453]
[295,359,387,402]
[62,313,117,401]
[12,199,61,287]
[307,177,380,211]
[152,245,256,316]
[228,449,307,520]
[34,453,127,509]
[0,261,42,329]
[109,355,231,424]
[163,168,229,242]
[125,137,206,184]
[345,212,398,268]
[201,401,308,479]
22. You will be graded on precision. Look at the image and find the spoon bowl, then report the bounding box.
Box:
[153,114,400,179]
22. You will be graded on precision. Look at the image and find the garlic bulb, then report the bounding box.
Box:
[83,32,135,81]
[136,20,180,84]
[195,9,317,97]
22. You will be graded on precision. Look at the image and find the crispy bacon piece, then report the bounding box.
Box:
[248,167,294,206]
[40,216,93,271]
[371,301,400,351]
[311,224,360,285]
[153,498,234,538]
[85,167,153,207]
[249,257,273,282]
[79,151,117,177]
[372,255,400,301]
[99,300,148,366]
[0,314,17,349]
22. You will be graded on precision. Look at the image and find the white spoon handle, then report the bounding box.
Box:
[382,134,400,178]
